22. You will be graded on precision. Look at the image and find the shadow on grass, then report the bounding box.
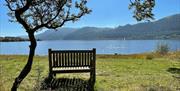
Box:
[40,77,94,91]
[167,67,180,79]
[139,85,174,91]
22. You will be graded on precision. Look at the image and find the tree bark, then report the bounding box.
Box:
[11,32,37,91]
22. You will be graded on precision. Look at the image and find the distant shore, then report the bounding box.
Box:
[0,37,29,42]
[0,37,41,42]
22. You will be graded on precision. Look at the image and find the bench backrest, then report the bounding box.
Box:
[48,49,96,68]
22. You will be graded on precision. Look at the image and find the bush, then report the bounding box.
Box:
[145,55,154,60]
[155,42,170,55]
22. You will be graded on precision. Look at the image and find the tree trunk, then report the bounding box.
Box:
[11,32,37,91]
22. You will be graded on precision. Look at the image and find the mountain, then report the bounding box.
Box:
[35,14,180,40]
[35,28,77,40]
[63,27,112,40]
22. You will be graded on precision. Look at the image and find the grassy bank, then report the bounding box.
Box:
[0,52,180,91]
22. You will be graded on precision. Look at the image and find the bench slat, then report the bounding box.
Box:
[56,53,58,67]
[88,53,91,66]
[78,52,80,66]
[58,53,60,67]
[80,53,83,66]
[73,52,75,67]
[52,53,55,67]
[67,52,69,67]
[62,53,64,67]
[65,53,67,67]
[87,53,89,66]
[70,52,72,67]
[85,53,87,66]
[59,53,61,67]
[81,53,83,66]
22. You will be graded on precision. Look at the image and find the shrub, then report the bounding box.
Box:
[145,55,154,60]
[155,42,170,55]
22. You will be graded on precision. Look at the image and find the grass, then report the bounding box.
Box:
[0,52,180,91]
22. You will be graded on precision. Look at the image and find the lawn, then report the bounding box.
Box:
[0,52,180,91]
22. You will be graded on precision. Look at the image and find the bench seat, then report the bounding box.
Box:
[52,67,91,73]
[53,67,90,71]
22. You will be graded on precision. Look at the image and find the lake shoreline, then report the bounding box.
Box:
[1,39,180,42]
[0,51,179,58]
[0,40,179,55]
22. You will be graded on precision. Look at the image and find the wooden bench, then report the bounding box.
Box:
[48,48,96,83]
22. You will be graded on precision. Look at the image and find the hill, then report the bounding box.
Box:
[35,14,180,40]
[35,28,77,40]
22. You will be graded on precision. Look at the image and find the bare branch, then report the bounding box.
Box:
[14,0,33,32]
[32,0,68,31]
[6,0,91,32]
[5,0,16,11]
[20,0,25,6]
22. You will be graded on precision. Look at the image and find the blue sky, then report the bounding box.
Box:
[0,0,180,36]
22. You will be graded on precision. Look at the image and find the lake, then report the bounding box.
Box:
[0,40,179,55]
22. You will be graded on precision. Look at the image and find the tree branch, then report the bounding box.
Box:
[14,0,33,32]
[5,0,16,11]
[33,0,67,31]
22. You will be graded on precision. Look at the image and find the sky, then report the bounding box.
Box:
[0,0,180,36]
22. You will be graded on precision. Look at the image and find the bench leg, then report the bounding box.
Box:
[90,69,95,85]
[48,73,56,78]
[53,73,56,77]
[48,73,53,79]
[89,70,95,91]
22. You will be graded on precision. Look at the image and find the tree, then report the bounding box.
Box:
[5,0,155,90]
[129,0,155,21]
[5,0,91,90]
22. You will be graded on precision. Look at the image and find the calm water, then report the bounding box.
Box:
[0,40,179,55]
